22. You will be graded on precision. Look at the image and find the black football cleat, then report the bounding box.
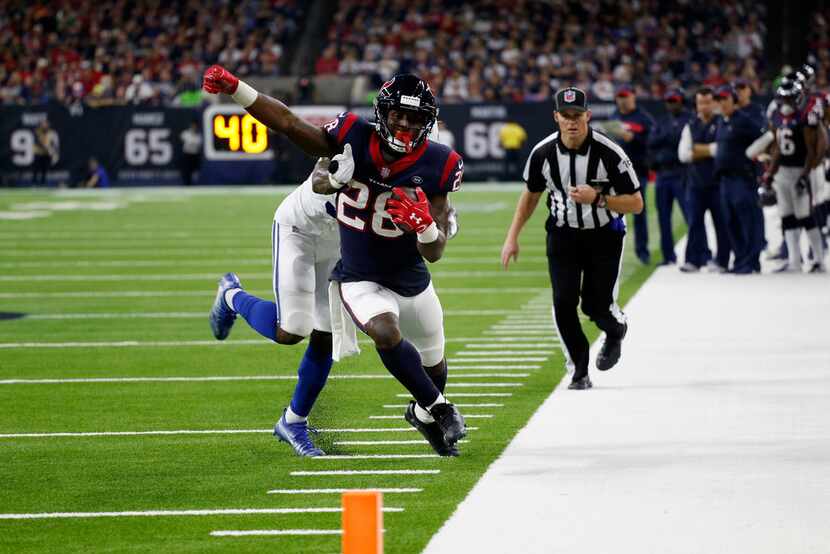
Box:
[404,401,459,456]
[596,322,628,371]
[568,375,593,390]
[429,402,467,446]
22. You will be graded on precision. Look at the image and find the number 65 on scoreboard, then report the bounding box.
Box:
[203,104,273,161]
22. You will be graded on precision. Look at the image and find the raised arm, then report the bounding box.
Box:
[203,65,334,158]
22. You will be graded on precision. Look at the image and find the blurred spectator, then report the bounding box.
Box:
[80,157,110,188]
[499,121,527,181]
[315,46,340,75]
[32,119,56,186]
[179,120,202,186]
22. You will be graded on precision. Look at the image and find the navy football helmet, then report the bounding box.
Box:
[776,78,805,115]
[374,74,438,154]
[798,64,816,89]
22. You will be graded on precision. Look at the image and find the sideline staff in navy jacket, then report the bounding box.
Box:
[648,88,690,265]
[678,86,731,272]
[611,85,655,264]
[713,85,765,274]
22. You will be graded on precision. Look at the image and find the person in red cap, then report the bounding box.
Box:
[648,89,691,265]
[611,85,655,264]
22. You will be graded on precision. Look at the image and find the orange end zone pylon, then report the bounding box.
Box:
[342,490,383,554]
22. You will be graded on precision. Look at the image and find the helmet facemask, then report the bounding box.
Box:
[373,74,438,154]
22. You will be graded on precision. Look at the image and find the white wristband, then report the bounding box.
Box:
[328,173,346,190]
[232,80,258,108]
[708,143,717,157]
[417,221,440,243]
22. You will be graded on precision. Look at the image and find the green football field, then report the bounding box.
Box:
[0,185,677,553]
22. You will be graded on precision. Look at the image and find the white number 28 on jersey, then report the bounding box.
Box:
[336,181,403,238]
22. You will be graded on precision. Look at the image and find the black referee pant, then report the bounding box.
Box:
[546,223,627,380]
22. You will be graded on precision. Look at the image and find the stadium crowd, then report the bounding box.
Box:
[0,0,818,107]
[0,0,303,106]
[320,0,770,102]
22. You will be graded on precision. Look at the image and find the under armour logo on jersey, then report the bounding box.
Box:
[410,214,422,225]
[412,176,423,185]
[380,167,391,178]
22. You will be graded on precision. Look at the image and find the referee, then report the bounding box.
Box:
[501,87,644,390]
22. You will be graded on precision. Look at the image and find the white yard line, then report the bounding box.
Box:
[332,440,470,446]
[400,393,511,398]
[0,375,395,385]
[0,270,546,281]
[382,404,502,409]
[291,470,440,476]
[0,338,554,350]
[267,488,423,494]
[0,427,452,439]
[312,454,441,460]
[461,344,555,349]
[445,383,523,388]
[17,309,529,320]
[211,529,342,537]
[452,351,553,356]
[0,507,406,520]
[369,415,493,420]
[448,358,547,363]
[0,288,546,299]
[447,365,541,370]
[452,366,530,379]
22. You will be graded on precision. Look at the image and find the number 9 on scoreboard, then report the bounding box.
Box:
[203,104,273,160]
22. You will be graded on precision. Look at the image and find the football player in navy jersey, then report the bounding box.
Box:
[203,67,467,455]
[767,79,826,272]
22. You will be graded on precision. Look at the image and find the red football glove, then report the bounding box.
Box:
[203,65,239,95]
[387,187,434,234]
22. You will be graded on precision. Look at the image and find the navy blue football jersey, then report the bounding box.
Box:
[771,107,818,168]
[323,112,464,296]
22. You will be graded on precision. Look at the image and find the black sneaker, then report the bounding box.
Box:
[428,402,467,446]
[568,376,593,390]
[404,401,459,457]
[596,322,628,371]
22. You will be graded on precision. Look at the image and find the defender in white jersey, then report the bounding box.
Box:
[208,153,352,457]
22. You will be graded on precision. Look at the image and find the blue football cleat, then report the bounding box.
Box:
[274,410,325,457]
[209,272,241,340]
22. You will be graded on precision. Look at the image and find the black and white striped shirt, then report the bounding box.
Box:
[523,128,640,230]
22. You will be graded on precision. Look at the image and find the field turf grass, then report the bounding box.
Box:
[0,184,679,553]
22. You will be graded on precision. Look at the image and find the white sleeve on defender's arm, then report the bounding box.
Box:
[745,130,774,160]
[678,124,693,164]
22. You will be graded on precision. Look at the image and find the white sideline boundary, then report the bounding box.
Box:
[425,240,830,554]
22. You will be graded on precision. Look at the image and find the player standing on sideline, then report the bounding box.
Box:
[203,67,467,456]
[766,79,826,273]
